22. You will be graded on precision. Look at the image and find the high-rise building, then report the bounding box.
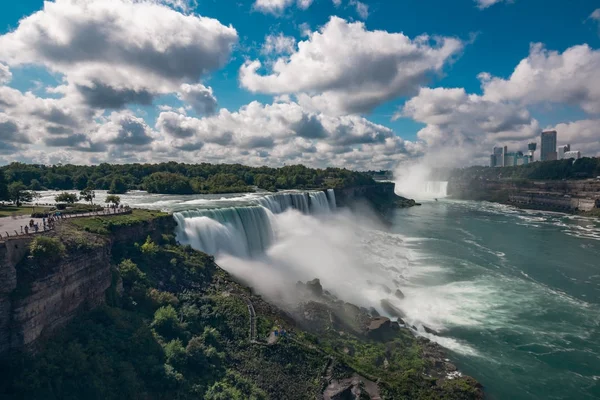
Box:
[558,144,571,159]
[563,150,581,160]
[541,130,557,161]
[492,146,506,167]
[528,142,537,161]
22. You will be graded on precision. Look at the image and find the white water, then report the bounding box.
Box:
[174,190,335,258]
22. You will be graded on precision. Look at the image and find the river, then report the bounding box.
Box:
[37,188,600,399]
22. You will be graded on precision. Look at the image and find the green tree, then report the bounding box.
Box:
[143,172,193,194]
[109,177,128,194]
[151,305,180,339]
[8,182,33,207]
[141,236,159,256]
[118,259,146,287]
[105,194,121,207]
[55,192,78,204]
[0,171,8,201]
[80,187,95,205]
[29,179,42,191]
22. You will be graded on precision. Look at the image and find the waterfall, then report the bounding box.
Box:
[256,192,310,214]
[326,189,337,210]
[174,190,338,258]
[174,207,275,258]
[424,181,448,198]
[309,191,331,214]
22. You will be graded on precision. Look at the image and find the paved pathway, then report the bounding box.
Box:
[0,208,130,240]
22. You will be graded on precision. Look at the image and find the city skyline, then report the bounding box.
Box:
[490,129,583,167]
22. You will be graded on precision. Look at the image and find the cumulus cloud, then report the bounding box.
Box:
[332,0,342,6]
[398,87,538,163]
[155,100,418,169]
[480,43,600,114]
[0,64,11,84]
[177,84,218,115]
[262,33,297,55]
[254,0,293,14]
[548,119,600,157]
[0,0,238,109]
[350,0,369,19]
[241,17,463,115]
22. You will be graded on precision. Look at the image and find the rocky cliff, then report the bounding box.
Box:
[0,212,174,355]
[448,178,600,213]
[334,182,417,216]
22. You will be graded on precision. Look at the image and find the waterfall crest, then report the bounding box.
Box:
[175,190,336,257]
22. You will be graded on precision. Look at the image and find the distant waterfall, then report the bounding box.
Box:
[174,190,336,257]
[326,189,337,210]
[425,181,448,198]
[174,207,275,258]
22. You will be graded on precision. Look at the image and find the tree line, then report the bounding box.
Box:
[0,162,375,198]
[449,157,600,182]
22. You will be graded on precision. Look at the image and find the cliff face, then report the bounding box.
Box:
[334,182,417,214]
[10,243,112,350]
[0,238,29,353]
[448,178,600,212]
[0,215,173,355]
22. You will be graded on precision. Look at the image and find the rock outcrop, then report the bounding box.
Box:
[0,214,172,355]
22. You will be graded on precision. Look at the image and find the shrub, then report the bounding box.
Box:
[141,236,159,256]
[152,305,181,339]
[148,289,179,308]
[29,236,65,265]
[164,339,187,371]
[118,259,146,287]
[54,192,78,204]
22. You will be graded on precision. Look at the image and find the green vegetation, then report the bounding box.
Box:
[55,192,78,204]
[108,177,128,194]
[0,213,481,400]
[105,194,121,207]
[451,157,600,182]
[29,236,66,265]
[7,182,33,207]
[0,162,375,195]
[68,209,169,235]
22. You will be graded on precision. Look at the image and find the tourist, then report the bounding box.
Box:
[24,226,29,235]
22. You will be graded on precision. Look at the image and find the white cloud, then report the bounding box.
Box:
[0,0,238,109]
[297,0,314,10]
[262,33,297,54]
[548,119,600,157]
[0,63,11,84]
[399,87,539,158]
[474,0,511,9]
[332,0,342,6]
[253,0,294,14]
[241,17,463,115]
[177,84,218,115]
[155,100,418,169]
[481,43,600,114]
[350,0,369,19]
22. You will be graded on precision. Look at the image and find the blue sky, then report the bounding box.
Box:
[0,0,599,169]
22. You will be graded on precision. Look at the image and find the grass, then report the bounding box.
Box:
[0,205,50,218]
[67,209,170,235]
